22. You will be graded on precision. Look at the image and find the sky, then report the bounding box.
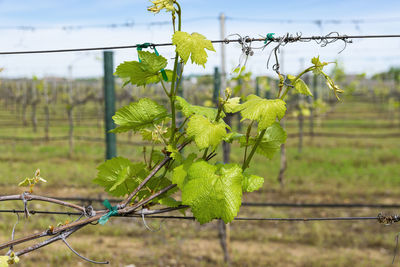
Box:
[0,0,400,79]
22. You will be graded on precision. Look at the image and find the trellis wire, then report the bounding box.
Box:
[0,131,398,143]
[22,197,399,209]
[0,209,388,223]
[1,34,400,55]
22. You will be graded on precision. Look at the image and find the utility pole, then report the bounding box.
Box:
[103,51,117,160]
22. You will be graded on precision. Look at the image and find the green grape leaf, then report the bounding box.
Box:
[239,95,286,130]
[151,150,165,166]
[287,75,313,96]
[172,153,197,189]
[93,157,148,197]
[181,161,243,224]
[140,129,156,142]
[223,132,244,143]
[18,178,32,187]
[172,31,215,67]
[242,171,264,192]
[138,51,167,73]
[256,122,287,159]
[148,0,175,14]
[187,115,227,149]
[0,256,9,267]
[176,96,222,120]
[224,97,241,113]
[111,98,168,133]
[166,145,183,163]
[115,51,168,86]
[311,56,329,75]
[138,174,178,203]
[140,126,167,144]
[3,253,19,266]
[158,196,182,208]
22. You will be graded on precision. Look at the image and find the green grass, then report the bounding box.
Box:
[0,99,399,266]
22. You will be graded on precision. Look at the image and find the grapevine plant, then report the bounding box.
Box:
[97,0,342,224]
[0,0,342,265]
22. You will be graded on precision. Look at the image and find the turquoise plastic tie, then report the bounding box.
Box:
[99,199,118,225]
[136,43,168,82]
[264,33,275,44]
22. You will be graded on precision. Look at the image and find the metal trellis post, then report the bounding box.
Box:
[103,51,117,159]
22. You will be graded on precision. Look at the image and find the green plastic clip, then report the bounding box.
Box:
[136,43,168,82]
[264,33,275,44]
[99,199,118,225]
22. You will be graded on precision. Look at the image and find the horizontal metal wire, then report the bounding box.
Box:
[1,34,400,55]
[0,209,382,222]
[7,196,400,209]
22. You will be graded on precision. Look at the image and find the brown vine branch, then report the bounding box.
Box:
[119,140,190,209]
[0,193,85,213]
[14,225,84,257]
[0,184,178,253]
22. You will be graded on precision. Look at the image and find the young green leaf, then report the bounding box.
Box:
[239,95,286,130]
[172,153,197,189]
[111,98,168,133]
[223,132,244,143]
[242,172,264,192]
[172,31,215,67]
[93,157,148,197]
[224,97,241,113]
[187,115,227,149]
[0,256,8,267]
[115,51,169,86]
[147,0,175,14]
[137,174,178,203]
[18,169,47,193]
[256,122,287,159]
[287,75,313,96]
[176,96,222,120]
[311,56,329,75]
[166,145,183,163]
[158,196,182,208]
[140,129,163,144]
[0,255,16,267]
[181,161,243,224]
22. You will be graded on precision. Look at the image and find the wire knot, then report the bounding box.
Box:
[21,192,30,218]
[84,205,96,217]
[378,213,400,225]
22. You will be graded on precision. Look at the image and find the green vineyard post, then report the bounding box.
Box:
[213,67,220,104]
[265,78,271,99]
[255,76,260,96]
[103,51,117,160]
